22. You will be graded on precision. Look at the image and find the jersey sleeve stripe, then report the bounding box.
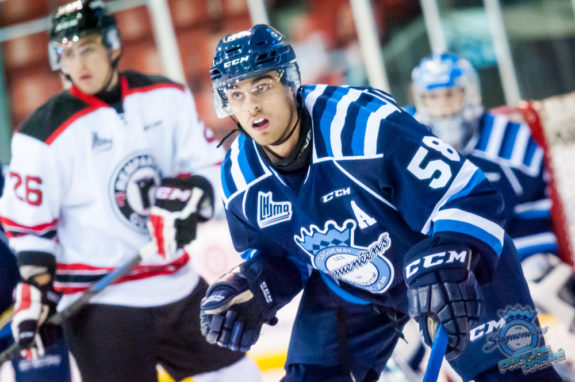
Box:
[432,208,505,255]
[350,97,380,156]
[319,86,350,157]
[484,115,507,158]
[509,123,530,166]
[0,216,58,237]
[499,121,520,159]
[421,160,482,234]
[513,232,558,259]
[364,103,399,157]
[330,89,362,158]
[476,114,493,151]
[514,199,551,219]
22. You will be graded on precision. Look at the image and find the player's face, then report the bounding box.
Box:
[227,71,299,156]
[421,86,465,118]
[58,34,120,95]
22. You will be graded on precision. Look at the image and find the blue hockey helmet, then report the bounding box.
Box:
[49,0,121,71]
[210,24,301,118]
[411,52,483,151]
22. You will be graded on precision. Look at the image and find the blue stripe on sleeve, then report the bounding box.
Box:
[319,87,350,157]
[477,114,494,151]
[499,122,519,159]
[351,97,385,156]
[433,220,503,255]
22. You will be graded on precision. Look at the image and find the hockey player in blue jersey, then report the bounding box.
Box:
[199,25,563,381]
[410,52,575,334]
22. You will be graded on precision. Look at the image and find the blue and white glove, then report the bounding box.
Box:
[404,239,482,361]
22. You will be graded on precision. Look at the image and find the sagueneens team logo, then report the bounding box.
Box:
[295,220,394,294]
[110,153,161,233]
[483,305,566,375]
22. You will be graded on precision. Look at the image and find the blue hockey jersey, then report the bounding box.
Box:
[467,112,557,259]
[221,85,507,310]
[408,106,558,260]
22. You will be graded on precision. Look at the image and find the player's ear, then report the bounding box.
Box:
[110,48,121,62]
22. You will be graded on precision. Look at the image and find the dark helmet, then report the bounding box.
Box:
[210,24,301,117]
[48,0,121,71]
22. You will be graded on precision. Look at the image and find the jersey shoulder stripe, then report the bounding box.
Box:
[123,70,184,94]
[302,85,401,161]
[221,134,270,202]
[473,112,543,174]
[18,90,91,144]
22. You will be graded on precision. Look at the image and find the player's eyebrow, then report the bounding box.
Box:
[249,74,275,85]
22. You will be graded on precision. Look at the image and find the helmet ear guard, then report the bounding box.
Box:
[210,24,301,118]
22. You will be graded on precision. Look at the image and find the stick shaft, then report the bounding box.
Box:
[423,324,449,382]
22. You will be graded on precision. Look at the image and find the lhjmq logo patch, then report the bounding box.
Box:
[257,191,292,228]
[109,153,161,233]
[295,220,394,294]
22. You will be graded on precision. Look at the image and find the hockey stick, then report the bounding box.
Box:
[0,306,14,332]
[0,242,156,364]
[423,321,449,382]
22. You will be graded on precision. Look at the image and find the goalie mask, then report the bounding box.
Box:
[210,24,301,118]
[411,52,483,151]
[49,0,121,72]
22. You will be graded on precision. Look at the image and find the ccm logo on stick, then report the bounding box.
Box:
[155,187,192,202]
[405,250,469,280]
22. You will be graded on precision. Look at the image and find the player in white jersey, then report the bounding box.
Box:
[0,1,260,381]
[410,52,575,333]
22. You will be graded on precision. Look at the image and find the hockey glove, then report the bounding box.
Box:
[148,176,214,260]
[404,239,482,361]
[200,255,303,352]
[12,281,62,359]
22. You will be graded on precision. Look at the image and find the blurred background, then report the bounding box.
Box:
[1,0,575,165]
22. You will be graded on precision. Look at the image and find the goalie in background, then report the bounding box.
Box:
[409,52,575,334]
[0,1,261,381]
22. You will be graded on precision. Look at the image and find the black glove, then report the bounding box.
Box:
[12,281,62,359]
[200,255,303,352]
[404,239,482,361]
[148,176,214,259]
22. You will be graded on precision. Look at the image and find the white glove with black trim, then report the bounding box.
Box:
[147,176,214,260]
[12,281,61,359]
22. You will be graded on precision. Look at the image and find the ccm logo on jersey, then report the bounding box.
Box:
[224,56,249,68]
[321,187,351,203]
[155,186,192,202]
[405,249,469,280]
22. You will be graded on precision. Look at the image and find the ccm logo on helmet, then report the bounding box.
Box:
[405,249,469,280]
[223,30,251,43]
[224,56,249,68]
[155,187,191,202]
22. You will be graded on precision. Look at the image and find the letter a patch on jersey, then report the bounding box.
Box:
[257,191,292,228]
